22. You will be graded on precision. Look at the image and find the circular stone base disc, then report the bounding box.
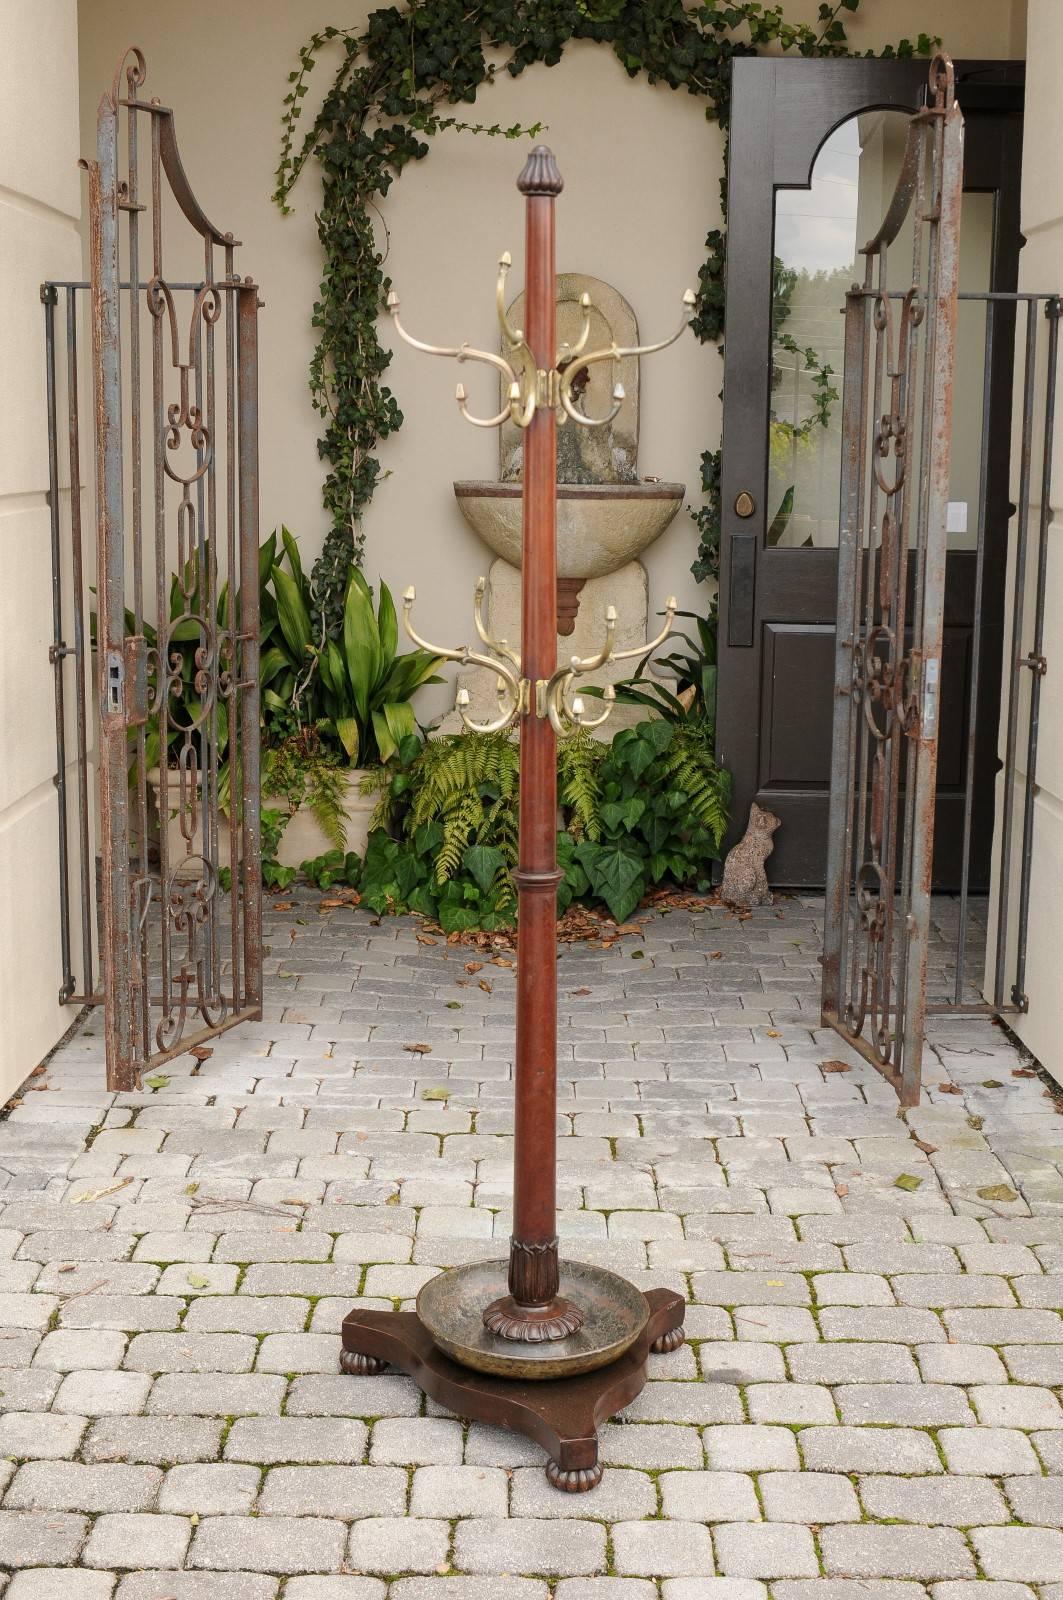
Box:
[416,1258,650,1380]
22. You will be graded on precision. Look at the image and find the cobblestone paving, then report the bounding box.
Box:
[0,890,1061,1598]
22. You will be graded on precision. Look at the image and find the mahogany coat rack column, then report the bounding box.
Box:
[340,145,690,1492]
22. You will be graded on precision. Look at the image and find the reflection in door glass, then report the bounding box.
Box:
[768,113,907,548]
[769,113,993,550]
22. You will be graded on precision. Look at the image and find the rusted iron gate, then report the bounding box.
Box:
[822,58,965,1104]
[822,54,1060,1103]
[42,46,262,1090]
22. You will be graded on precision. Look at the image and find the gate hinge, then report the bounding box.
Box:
[1011,985,1030,1013]
[1021,653,1048,677]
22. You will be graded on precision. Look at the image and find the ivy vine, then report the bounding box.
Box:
[275,0,934,632]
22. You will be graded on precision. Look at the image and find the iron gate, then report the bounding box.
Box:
[46,46,262,1091]
[821,56,964,1104]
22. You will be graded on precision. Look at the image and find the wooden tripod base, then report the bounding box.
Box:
[340,1286,686,1491]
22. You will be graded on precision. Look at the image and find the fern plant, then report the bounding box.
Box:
[657,721,731,843]
[558,731,604,841]
[357,720,731,928]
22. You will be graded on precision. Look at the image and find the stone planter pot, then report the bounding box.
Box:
[266,768,377,870]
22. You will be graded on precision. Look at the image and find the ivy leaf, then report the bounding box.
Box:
[462,844,504,896]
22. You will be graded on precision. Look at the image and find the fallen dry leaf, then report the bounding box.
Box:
[403,1043,433,1056]
[821,1059,851,1074]
[938,1082,963,1095]
[1012,1067,1037,1079]
[416,933,438,946]
[765,1029,781,1039]
[894,1172,923,1192]
[189,1046,213,1062]
[977,1183,1019,1203]
[570,987,591,997]
[710,951,723,961]
[272,902,295,912]
[490,956,514,969]
[70,1177,134,1205]
[478,979,493,994]
[912,1138,938,1156]
[465,961,484,974]
[834,1183,849,1198]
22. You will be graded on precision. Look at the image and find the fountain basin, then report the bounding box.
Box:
[454,480,685,580]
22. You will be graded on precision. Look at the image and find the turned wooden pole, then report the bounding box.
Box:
[483,146,583,1342]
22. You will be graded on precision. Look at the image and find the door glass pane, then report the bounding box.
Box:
[769,114,994,551]
[768,112,907,548]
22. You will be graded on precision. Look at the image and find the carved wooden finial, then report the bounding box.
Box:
[517,144,563,196]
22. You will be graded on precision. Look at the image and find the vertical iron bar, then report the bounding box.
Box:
[822,289,870,1024]
[91,90,136,1092]
[993,301,1039,1007]
[43,284,75,1004]
[150,109,172,1041]
[66,289,95,998]
[954,298,996,1003]
[1012,295,1060,1007]
[237,282,262,1013]
[900,91,964,1104]
[224,251,241,1009]
[125,86,151,1068]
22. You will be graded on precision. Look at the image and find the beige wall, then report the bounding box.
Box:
[987,0,1063,1077]
[76,0,1024,726]
[0,1,84,1093]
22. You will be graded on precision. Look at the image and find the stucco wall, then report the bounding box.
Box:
[76,0,1025,730]
[0,2,84,1095]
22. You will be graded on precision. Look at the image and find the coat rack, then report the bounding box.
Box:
[340,146,692,1492]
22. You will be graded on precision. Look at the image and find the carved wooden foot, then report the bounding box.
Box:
[547,1458,604,1493]
[339,1285,685,1491]
[340,1349,388,1376]
[651,1325,685,1355]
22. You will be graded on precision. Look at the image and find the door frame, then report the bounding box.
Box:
[716,55,1025,881]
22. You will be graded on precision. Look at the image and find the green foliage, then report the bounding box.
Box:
[220,806,295,894]
[564,721,730,920]
[352,721,729,929]
[261,807,298,889]
[691,448,722,590]
[263,731,348,850]
[301,848,363,889]
[590,608,720,730]
[275,3,933,618]
[315,569,445,766]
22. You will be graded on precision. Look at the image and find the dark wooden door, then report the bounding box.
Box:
[717,58,1023,886]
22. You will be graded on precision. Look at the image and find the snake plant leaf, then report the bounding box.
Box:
[377,580,398,673]
[272,563,313,665]
[258,530,278,585]
[335,716,360,763]
[382,700,417,752]
[386,650,445,701]
[259,646,290,689]
[343,579,380,724]
[280,524,303,588]
[317,638,343,701]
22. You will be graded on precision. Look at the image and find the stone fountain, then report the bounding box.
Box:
[449,273,684,728]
